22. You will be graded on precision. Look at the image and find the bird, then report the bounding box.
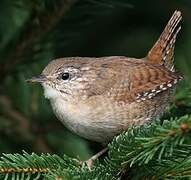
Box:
[27,10,183,167]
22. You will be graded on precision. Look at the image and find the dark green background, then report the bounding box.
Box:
[0,0,190,160]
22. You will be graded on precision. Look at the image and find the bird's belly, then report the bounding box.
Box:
[51,98,121,142]
[50,91,171,143]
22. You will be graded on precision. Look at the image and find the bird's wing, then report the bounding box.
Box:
[104,60,182,103]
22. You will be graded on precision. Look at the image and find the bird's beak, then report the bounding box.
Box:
[26,74,47,83]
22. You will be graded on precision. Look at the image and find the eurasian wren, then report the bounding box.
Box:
[27,11,183,143]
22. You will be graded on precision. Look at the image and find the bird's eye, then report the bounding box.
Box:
[61,72,70,80]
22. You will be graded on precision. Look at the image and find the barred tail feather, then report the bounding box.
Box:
[147,10,182,71]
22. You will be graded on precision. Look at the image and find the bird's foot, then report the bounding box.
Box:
[81,147,108,170]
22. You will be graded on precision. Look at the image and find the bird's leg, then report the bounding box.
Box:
[85,147,108,170]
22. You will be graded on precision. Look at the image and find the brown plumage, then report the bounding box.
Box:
[27,11,183,143]
[147,10,182,71]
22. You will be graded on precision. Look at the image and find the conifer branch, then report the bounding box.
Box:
[0,115,191,179]
[0,151,81,180]
[105,115,191,178]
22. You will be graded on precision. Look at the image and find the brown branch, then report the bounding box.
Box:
[0,95,32,140]
[0,0,78,80]
[0,95,52,152]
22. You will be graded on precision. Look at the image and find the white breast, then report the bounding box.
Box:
[42,84,118,142]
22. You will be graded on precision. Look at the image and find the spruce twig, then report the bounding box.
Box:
[0,115,191,179]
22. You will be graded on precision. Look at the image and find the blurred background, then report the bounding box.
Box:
[0,0,191,161]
